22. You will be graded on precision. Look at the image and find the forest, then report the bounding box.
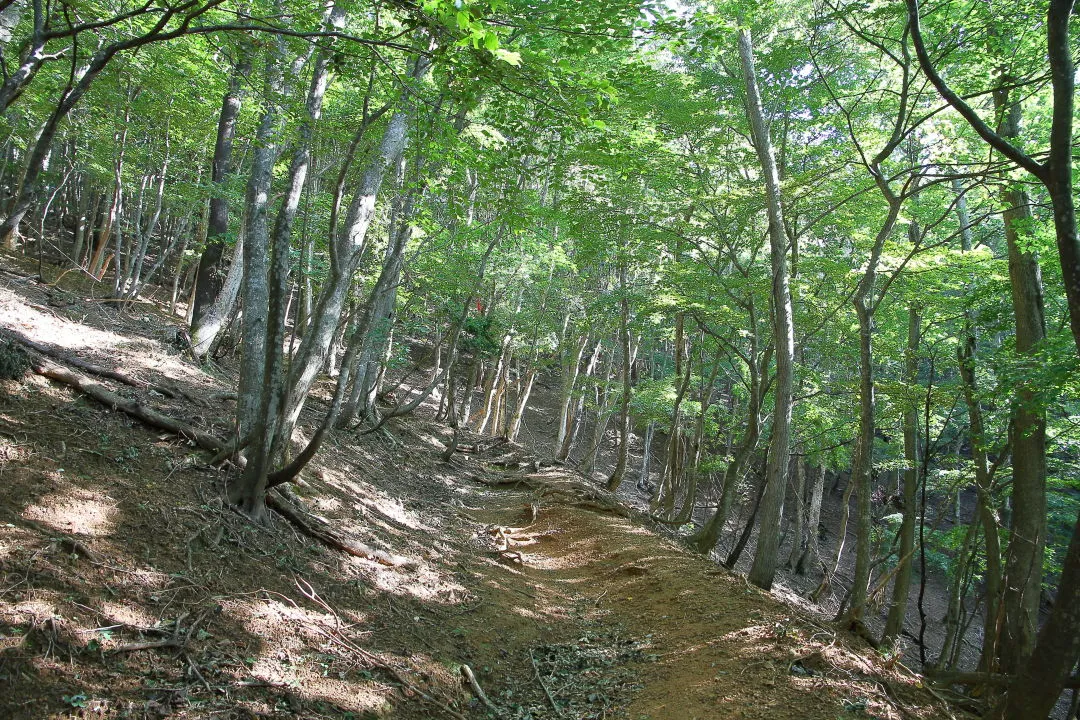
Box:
[0,0,1078,717]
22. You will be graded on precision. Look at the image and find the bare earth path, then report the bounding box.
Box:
[0,257,958,719]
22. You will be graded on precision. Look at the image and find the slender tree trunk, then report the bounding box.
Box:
[740,26,795,591]
[507,367,536,442]
[554,333,589,458]
[883,304,921,643]
[787,454,806,569]
[690,339,769,554]
[557,338,601,462]
[123,140,170,300]
[280,48,432,436]
[191,55,249,356]
[607,260,633,492]
[796,465,826,575]
[339,179,413,427]
[638,421,655,491]
[583,354,613,475]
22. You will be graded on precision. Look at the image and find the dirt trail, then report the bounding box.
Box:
[0,256,957,719]
[460,470,953,720]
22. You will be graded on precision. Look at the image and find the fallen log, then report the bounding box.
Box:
[1,327,161,391]
[30,357,226,453]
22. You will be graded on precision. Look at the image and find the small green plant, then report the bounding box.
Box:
[0,340,30,379]
[62,693,89,709]
[115,445,139,463]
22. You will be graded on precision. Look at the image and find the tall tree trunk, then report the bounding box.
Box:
[190,55,249,356]
[279,47,432,438]
[994,83,1048,675]
[883,304,921,643]
[232,9,344,517]
[796,465,825,575]
[340,179,414,427]
[650,345,693,511]
[557,338,601,462]
[233,45,285,462]
[554,333,589,458]
[987,511,1080,720]
[607,260,633,492]
[786,453,806,569]
[583,353,613,475]
[739,27,795,591]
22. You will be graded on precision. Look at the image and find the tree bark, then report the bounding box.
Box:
[994,82,1047,675]
[986,510,1080,720]
[279,47,432,438]
[190,54,249,356]
[607,260,633,492]
[883,304,921,643]
[739,26,795,592]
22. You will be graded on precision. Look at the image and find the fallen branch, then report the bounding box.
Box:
[265,491,416,568]
[530,648,563,717]
[298,596,469,720]
[30,358,226,453]
[471,473,531,488]
[6,514,101,563]
[112,605,218,654]
[460,664,500,715]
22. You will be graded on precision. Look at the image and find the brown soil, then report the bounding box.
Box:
[0,254,960,719]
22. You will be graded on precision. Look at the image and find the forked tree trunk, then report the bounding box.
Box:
[279,48,432,439]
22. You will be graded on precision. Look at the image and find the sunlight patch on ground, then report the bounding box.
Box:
[223,596,433,717]
[23,488,117,536]
[309,494,341,513]
[97,601,156,628]
[355,494,423,530]
[0,286,211,387]
[418,431,447,449]
[301,677,394,716]
[364,563,468,604]
[720,624,773,643]
[509,604,547,620]
[1,599,58,623]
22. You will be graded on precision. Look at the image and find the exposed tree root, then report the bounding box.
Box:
[30,357,227,453]
[265,491,416,568]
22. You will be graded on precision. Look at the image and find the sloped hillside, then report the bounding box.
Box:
[0,258,958,719]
